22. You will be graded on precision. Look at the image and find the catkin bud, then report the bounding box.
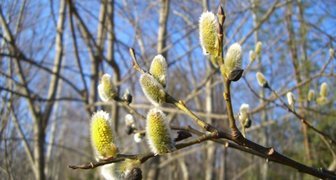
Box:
[255,41,262,56]
[320,82,328,97]
[146,108,175,155]
[256,72,268,88]
[101,159,140,180]
[150,55,167,87]
[123,89,132,104]
[98,74,116,102]
[199,11,218,56]
[239,103,249,123]
[239,103,251,128]
[133,132,144,143]
[91,110,118,159]
[217,6,225,26]
[249,50,256,62]
[139,73,166,106]
[125,114,135,128]
[287,92,295,110]
[307,89,315,102]
[223,43,242,77]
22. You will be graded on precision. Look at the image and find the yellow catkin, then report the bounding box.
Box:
[320,82,328,97]
[249,50,256,62]
[150,55,167,87]
[256,72,267,87]
[91,110,118,159]
[316,96,328,105]
[139,73,166,106]
[255,41,262,55]
[199,11,218,56]
[307,89,315,102]
[146,108,175,155]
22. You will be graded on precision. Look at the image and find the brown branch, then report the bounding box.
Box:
[68,132,219,170]
[125,48,336,178]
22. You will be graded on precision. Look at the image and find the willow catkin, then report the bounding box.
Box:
[139,73,166,106]
[222,43,242,77]
[256,72,268,88]
[146,108,175,155]
[91,110,118,159]
[98,74,116,102]
[199,11,218,56]
[150,54,167,87]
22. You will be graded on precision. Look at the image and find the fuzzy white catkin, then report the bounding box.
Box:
[249,50,256,62]
[255,41,262,55]
[287,92,295,110]
[139,73,166,106]
[98,74,116,102]
[256,72,267,87]
[225,43,242,70]
[133,133,143,143]
[101,164,119,180]
[199,11,218,56]
[320,82,328,97]
[307,89,315,102]
[239,103,250,123]
[150,54,167,87]
[125,114,135,127]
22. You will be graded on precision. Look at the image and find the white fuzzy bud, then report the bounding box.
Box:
[249,50,256,62]
[239,103,250,122]
[256,72,268,88]
[125,114,135,128]
[98,74,116,102]
[139,73,166,106]
[150,54,167,87]
[287,92,295,110]
[255,41,262,55]
[133,132,144,143]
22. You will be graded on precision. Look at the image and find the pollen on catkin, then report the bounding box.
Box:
[223,43,242,77]
[146,108,175,155]
[287,92,295,110]
[139,73,166,106]
[255,41,262,56]
[307,89,315,102]
[150,54,167,87]
[199,11,218,56]
[256,72,268,88]
[91,110,118,159]
[98,74,116,102]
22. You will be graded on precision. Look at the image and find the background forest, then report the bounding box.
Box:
[0,0,335,179]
